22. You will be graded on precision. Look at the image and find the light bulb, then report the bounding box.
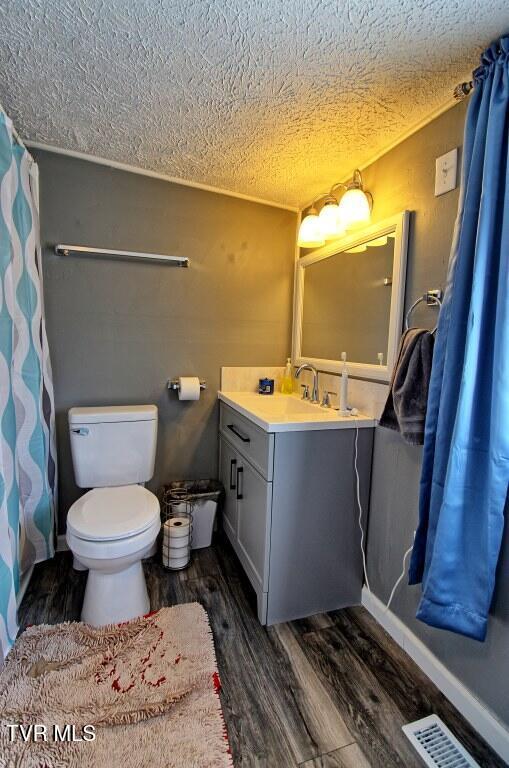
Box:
[367,236,388,247]
[345,244,367,253]
[338,187,371,229]
[318,199,346,240]
[297,208,325,248]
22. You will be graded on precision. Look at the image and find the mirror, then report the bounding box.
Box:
[293,212,410,382]
[301,236,394,364]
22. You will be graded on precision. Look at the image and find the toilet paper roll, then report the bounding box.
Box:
[178,376,201,401]
[167,554,190,569]
[163,536,190,550]
[163,535,189,549]
[169,501,187,516]
[164,517,191,538]
[167,546,189,559]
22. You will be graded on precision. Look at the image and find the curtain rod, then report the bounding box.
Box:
[453,81,474,101]
[453,41,507,101]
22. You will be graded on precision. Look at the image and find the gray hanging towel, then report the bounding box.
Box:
[379,328,434,445]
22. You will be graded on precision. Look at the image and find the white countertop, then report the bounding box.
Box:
[218,391,376,433]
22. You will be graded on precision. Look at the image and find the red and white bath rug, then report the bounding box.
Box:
[0,603,233,767]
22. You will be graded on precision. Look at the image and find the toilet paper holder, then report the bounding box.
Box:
[168,378,207,391]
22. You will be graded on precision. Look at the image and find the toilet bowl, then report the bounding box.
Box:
[67,403,159,626]
[67,484,160,626]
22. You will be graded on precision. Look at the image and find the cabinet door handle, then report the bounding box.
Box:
[227,424,251,443]
[236,466,244,500]
[229,458,237,490]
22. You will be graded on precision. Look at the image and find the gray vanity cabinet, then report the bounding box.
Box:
[219,437,238,541]
[236,461,272,593]
[219,433,271,600]
[219,401,373,625]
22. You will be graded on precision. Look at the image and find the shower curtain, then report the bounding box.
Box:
[0,109,57,657]
[409,38,509,641]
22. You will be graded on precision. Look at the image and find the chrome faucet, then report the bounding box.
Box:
[295,363,319,403]
[320,390,335,408]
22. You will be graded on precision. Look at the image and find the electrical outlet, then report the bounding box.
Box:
[435,148,458,196]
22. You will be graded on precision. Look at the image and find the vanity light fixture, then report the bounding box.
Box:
[317,195,346,240]
[297,169,373,248]
[297,205,325,248]
[337,169,372,229]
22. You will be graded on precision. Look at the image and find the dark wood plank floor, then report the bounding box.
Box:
[18,536,504,767]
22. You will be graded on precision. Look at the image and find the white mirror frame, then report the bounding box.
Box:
[292,210,410,382]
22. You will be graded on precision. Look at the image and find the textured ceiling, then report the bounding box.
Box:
[1,1,508,207]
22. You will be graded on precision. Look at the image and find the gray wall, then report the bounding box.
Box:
[360,101,509,727]
[34,150,296,530]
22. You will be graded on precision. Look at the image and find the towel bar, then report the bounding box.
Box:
[405,290,443,333]
[55,244,189,267]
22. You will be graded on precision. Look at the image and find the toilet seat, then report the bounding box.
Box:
[67,517,160,562]
[67,485,160,542]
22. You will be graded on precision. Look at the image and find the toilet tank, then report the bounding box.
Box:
[68,405,158,488]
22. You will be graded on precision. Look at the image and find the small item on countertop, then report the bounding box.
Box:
[259,378,274,395]
[281,358,294,394]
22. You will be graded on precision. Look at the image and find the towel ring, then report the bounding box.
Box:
[405,292,443,334]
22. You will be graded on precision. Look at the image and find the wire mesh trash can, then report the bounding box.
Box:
[160,480,224,550]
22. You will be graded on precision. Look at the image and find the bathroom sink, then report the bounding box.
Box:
[237,393,326,416]
[218,391,375,432]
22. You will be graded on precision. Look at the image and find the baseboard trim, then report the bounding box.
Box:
[361,587,509,764]
[56,534,69,552]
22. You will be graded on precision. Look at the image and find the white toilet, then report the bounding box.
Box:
[66,405,160,627]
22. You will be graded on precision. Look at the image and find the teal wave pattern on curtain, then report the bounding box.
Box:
[0,110,57,657]
[409,38,509,641]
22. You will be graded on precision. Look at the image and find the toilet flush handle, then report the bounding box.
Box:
[71,427,89,436]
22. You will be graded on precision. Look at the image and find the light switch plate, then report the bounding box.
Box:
[435,148,458,196]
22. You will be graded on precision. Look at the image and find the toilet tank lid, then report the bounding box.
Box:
[69,405,157,425]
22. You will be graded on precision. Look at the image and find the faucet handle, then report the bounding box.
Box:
[320,390,335,408]
[300,384,310,400]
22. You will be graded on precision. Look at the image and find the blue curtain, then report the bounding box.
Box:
[0,110,57,657]
[409,38,509,641]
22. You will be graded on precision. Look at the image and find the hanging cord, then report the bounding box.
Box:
[385,540,415,612]
[354,426,414,611]
[354,426,371,593]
